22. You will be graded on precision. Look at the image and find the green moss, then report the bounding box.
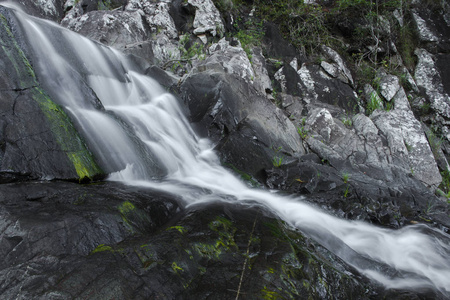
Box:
[192,242,223,260]
[117,201,152,233]
[167,225,188,234]
[192,216,238,260]
[118,201,136,215]
[91,244,113,254]
[171,261,184,273]
[0,13,102,181]
[223,163,260,187]
[261,285,282,300]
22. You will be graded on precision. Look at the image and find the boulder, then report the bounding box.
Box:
[188,0,224,37]
[180,39,304,177]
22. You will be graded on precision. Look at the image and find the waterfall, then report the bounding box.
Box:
[5,4,450,296]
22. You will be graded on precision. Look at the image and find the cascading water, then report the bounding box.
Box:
[5,4,450,296]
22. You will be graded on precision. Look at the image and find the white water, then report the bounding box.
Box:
[6,5,450,296]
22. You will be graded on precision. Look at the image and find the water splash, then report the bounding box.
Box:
[6,5,450,296]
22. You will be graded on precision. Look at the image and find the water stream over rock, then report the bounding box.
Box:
[2,3,450,297]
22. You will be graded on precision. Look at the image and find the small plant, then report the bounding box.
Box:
[366,92,382,115]
[405,142,413,152]
[297,126,308,139]
[425,201,436,214]
[427,129,443,159]
[301,117,307,126]
[341,115,352,127]
[420,103,431,114]
[343,185,350,198]
[385,101,394,111]
[234,18,264,61]
[342,172,350,184]
[439,170,450,196]
[98,0,113,10]
[272,156,283,167]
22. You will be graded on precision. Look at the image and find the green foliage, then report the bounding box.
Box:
[297,126,308,139]
[179,35,206,61]
[427,129,443,159]
[167,226,188,234]
[354,58,376,86]
[343,185,350,198]
[98,0,112,10]
[234,18,264,61]
[272,156,283,168]
[253,0,334,54]
[91,244,113,254]
[439,170,450,196]
[342,172,350,184]
[212,0,235,13]
[341,115,352,127]
[397,23,417,70]
[385,101,394,111]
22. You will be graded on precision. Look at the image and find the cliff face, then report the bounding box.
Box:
[53,0,450,221]
[1,0,450,299]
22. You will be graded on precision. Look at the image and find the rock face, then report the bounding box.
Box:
[0,7,103,182]
[180,38,305,177]
[2,181,438,300]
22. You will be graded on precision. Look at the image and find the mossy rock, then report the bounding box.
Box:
[0,8,103,182]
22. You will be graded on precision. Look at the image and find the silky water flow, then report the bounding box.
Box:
[5,4,450,296]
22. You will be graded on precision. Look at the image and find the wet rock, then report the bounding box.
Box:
[0,7,103,182]
[0,181,180,298]
[0,191,389,299]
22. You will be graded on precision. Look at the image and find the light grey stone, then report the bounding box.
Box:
[377,70,400,102]
[188,0,224,37]
[415,49,450,119]
[250,47,272,95]
[142,1,178,39]
[297,64,317,103]
[206,38,254,84]
[371,107,441,188]
[321,45,354,86]
[412,11,439,42]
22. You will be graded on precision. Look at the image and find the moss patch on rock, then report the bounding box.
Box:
[0,11,102,181]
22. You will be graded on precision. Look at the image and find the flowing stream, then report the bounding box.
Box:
[5,4,450,296]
